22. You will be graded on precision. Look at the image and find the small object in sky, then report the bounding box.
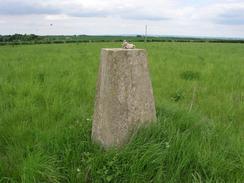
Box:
[122,40,135,49]
[50,24,53,26]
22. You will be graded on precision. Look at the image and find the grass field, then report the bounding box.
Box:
[0,42,243,182]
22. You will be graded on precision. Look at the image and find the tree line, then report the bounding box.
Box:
[1,34,244,45]
[0,34,41,42]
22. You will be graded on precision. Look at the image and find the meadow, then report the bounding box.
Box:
[0,42,243,182]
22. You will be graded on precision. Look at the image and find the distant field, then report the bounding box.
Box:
[0,42,243,182]
[1,34,244,46]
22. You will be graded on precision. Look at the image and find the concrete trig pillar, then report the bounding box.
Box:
[92,48,156,148]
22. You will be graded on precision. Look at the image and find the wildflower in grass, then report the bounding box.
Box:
[86,118,91,121]
[77,168,81,172]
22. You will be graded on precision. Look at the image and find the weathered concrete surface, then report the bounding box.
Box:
[92,48,156,148]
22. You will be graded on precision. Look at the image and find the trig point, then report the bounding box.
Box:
[92,48,156,148]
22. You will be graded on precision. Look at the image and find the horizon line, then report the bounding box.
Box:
[1,33,244,40]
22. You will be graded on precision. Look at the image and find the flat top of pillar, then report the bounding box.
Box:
[102,48,145,51]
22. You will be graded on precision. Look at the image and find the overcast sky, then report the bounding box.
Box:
[0,0,244,37]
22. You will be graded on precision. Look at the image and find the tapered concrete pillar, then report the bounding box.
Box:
[92,48,156,148]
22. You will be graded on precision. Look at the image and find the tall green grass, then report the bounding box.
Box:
[0,43,243,182]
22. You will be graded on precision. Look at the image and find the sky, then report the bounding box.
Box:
[0,0,244,37]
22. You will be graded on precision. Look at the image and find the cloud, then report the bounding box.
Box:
[0,0,171,21]
[216,8,244,25]
[0,0,244,37]
[0,1,60,15]
[190,1,244,25]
